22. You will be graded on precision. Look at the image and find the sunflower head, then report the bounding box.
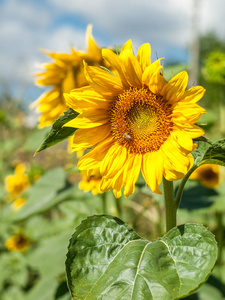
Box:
[64,40,206,198]
[5,164,30,199]
[5,233,30,252]
[11,197,26,210]
[79,169,103,195]
[32,25,105,128]
[190,164,220,189]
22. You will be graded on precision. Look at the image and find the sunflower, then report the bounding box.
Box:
[64,40,206,198]
[5,164,30,199]
[5,233,30,252]
[190,164,220,189]
[31,25,105,128]
[11,197,26,211]
[79,169,103,195]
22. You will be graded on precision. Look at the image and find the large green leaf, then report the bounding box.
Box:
[35,108,78,154]
[66,215,217,300]
[200,138,225,166]
[192,139,225,167]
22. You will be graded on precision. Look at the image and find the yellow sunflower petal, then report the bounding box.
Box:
[78,138,114,170]
[113,188,122,199]
[101,169,124,197]
[161,137,190,174]
[121,40,133,52]
[137,43,151,72]
[120,41,142,88]
[100,144,127,177]
[148,71,167,94]
[142,58,163,86]
[70,123,111,152]
[181,86,206,103]
[102,49,130,88]
[15,164,26,175]
[100,143,121,175]
[164,151,194,181]
[177,123,205,139]
[84,62,124,97]
[141,151,164,194]
[171,130,193,152]
[173,102,206,124]
[64,86,110,113]
[30,88,60,109]
[86,24,102,61]
[100,177,113,192]
[164,168,185,181]
[64,109,109,128]
[123,153,142,197]
[113,172,124,198]
[161,71,188,103]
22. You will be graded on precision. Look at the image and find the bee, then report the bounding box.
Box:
[123,133,132,141]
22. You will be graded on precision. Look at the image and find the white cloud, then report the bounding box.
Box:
[0,0,225,101]
[48,0,225,47]
[45,26,87,52]
[48,0,192,47]
[0,0,89,87]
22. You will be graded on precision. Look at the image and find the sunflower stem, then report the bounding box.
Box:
[114,197,122,219]
[101,193,107,214]
[175,164,198,210]
[163,177,176,232]
[216,212,223,264]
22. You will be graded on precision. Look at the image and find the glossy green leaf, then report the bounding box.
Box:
[35,108,78,154]
[192,141,210,164]
[66,215,217,300]
[192,139,225,167]
[200,138,225,167]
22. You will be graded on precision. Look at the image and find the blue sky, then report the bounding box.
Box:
[0,0,225,104]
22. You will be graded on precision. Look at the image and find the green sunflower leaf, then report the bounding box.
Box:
[192,141,210,164]
[35,108,78,155]
[66,215,217,300]
[192,138,225,167]
[199,138,225,167]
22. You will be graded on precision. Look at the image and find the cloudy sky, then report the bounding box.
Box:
[0,0,225,103]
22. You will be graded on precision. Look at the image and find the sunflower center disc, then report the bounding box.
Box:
[110,87,173,154]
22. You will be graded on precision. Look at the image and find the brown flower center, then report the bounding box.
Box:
[110,87,173,154]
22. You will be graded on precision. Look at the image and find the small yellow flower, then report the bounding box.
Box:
[64,40,206,198]
[5,164,30,199]
[5,233,30,252]
[32,25,106,128]
[11,197,26,210]
[190,164,220,189]
[79,169,103,195]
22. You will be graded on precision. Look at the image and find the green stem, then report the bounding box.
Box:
[163,177,176,232]
[114,197,122,219]
[175,164,198,210]
[101,193,107,214]
[216,212,223,264]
